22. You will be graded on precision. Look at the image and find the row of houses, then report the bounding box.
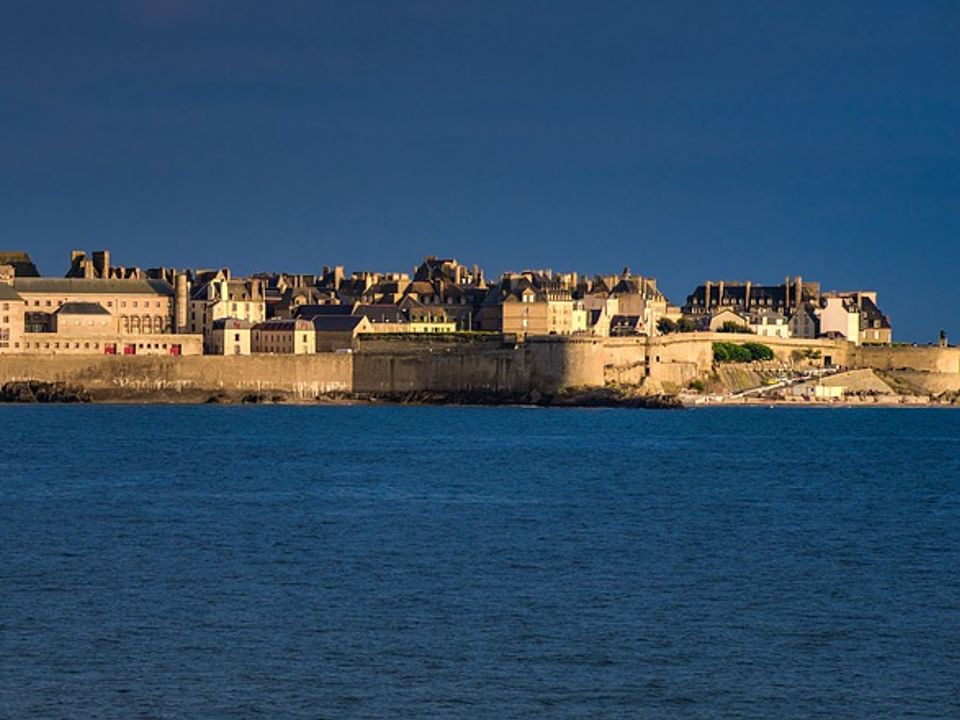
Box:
[682,277,892,346]
[0,250,895,356]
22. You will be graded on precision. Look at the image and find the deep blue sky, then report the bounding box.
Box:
[1,1,957,340]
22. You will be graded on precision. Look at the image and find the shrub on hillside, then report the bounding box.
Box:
[742,342,775,361]
[713,341,774,363]
[718,321,751,333]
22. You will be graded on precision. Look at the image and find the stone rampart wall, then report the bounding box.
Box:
[855,346,960,374]
[0,354,353,399]
[3,334,957,401]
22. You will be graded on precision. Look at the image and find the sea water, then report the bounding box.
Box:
[1,405,958,718]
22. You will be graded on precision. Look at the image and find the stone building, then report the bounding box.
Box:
[210,318,253,355]
[476,273,576,337]
[748,310,790,338]
[684,276,821,316]
[0,273,201,355]
[0,282,26,353]
[188,271,266,350]
[312,315,372,352]
[578,270,676,336]
[819,292,892,346]
[13,277,177,335]
[400,256,488,330]
[251,319,315,354]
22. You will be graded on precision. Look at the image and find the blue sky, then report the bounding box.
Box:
[1,1,957,340]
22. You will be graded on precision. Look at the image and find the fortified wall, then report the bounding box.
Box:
[0,334,957,401]
[352,335,532,394]
[0,354,352,400]
[854,345,960,374]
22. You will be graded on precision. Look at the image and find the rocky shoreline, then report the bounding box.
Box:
[0,379,683,408]
[0,381,92,403]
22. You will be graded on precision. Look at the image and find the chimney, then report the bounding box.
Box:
[705,281,713,309]
[718,281,725,306]
[92,250,110,279]
[174,273,189,333]
[745,280,752,309]
[795,276,803,311]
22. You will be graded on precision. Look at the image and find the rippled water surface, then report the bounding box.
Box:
[1,405,959,719]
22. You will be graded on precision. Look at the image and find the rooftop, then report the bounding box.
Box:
[55,302,111,315]
[13,277,174,296]
[0,284,24,301]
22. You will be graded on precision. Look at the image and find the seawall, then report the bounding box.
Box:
[0,354,353,401]
[0,335,957,402]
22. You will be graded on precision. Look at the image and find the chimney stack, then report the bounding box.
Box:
[174,273,189,333]
[92,250,110,279]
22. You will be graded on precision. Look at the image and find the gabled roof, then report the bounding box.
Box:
[294,304,355,319]
[56,302,110,315]
[0,251,40,277]
[13,278,174,296]
[0,284,23,301]
[610,278,641,295]
[253,319,314,331]
[312,315,368,332]
[354,304,405,323]
[859,296,892,329]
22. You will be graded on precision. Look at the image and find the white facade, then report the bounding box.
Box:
[819,297,860,345]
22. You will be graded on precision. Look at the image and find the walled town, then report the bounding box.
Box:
[0,248,957,405]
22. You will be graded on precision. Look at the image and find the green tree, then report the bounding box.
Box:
[742,342,775,361]
[656,317,677,334]
[718,321,751,333]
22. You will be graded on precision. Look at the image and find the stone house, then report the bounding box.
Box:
[210,318,253,355]
[251,319,315,354]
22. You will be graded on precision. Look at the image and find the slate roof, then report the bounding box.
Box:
[55,302,110,315]
[0,251,40,277]
[212,318,253,330]
[13,278,174,296]
[354,304,406,323]
[294,304,355,319]
[312,315,368,332]
[253,319,314,331]
[859,296,892,330]
[0,284,23,301]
